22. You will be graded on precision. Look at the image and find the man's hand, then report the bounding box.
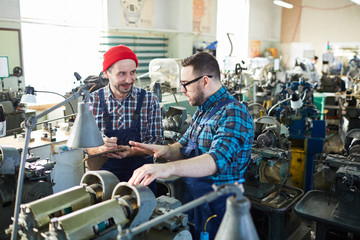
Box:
[86,136,118,155]
[101,136,118,151]
[105,145,131,159]
[129,141,169,159]
[128,163,174,186]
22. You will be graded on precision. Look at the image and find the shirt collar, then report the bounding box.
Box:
[199,85,227,111]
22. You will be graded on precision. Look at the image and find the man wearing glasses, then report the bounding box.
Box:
[129,52,254,239]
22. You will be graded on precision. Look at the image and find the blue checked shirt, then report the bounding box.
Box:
[89,85,163,144]
[178,86,254,185]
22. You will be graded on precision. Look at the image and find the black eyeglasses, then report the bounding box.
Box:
[180,75,213,91]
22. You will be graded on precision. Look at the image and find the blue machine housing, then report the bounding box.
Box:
[272,79,326,192]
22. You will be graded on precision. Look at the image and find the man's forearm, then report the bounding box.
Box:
[164,142,185,161]
[169,153,217,177]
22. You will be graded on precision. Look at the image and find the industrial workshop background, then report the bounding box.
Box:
[1,0,360,240]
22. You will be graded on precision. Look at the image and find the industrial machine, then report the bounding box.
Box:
[247,103,268,121]
[43,182,190,240]
[9,175,259,240]
[243,57,281,105]
[0,66,34,136]
[7,170,119,240]
[0,91,31,136]
[222,61,248,102]
[244,116,303,240]
[117,183,258,240]
[317,75,345,93]
[269,79,326,192]
[295,129,360,239]
[0,145,55,239]
[341,67,360,138]
[254,62,279,106]
[245,116,292,199]
[346,55,360,87]
[286,57,319,84]
[66,71,110,97]
[162,105,192,144]
[149,58,181,93]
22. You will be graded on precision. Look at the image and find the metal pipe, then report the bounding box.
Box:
[119,184,243,239]
[10,126,31,240]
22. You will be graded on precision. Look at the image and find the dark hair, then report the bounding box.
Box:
[181,52,220,80]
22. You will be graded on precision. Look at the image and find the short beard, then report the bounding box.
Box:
[191,84,205,106]
[116,83,133,94]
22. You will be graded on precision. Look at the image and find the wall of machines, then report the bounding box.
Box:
[222,56,360,239]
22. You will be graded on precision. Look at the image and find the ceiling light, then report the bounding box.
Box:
[273,0,294,9]
[350,0,360,5]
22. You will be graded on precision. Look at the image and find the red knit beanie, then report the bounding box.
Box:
[102,45,138,72]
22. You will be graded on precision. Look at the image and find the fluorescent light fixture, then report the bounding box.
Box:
[273,0,294,8]
[350,0,360,5]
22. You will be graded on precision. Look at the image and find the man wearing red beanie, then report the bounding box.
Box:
[86,45,163,194]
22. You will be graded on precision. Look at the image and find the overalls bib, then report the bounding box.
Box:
[98,88,156,193]
[180,98,238,240]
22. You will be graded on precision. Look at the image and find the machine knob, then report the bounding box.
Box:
[257,131,276,148]
[342,176,348,184]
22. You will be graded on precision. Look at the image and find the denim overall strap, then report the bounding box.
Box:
[181,98,238,158]
[130,89,146,129]
[199,99,238,127]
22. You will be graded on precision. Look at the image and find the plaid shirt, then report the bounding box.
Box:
[178,86,254,185]
[89,85,163,144]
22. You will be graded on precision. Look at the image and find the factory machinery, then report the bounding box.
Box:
[341,64,360,139]
[243,116,304,240]
[0,67,32,136]
[222,62,249,102]
[206,59,328,239]
[244,116,292,199]
[295,128,360,239]
[269,78,326,192]
[161,106,192,144]
[0,146,55,240]
[6,169,259,240]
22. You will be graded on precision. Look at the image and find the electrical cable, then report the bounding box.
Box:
[267,97,292,116]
